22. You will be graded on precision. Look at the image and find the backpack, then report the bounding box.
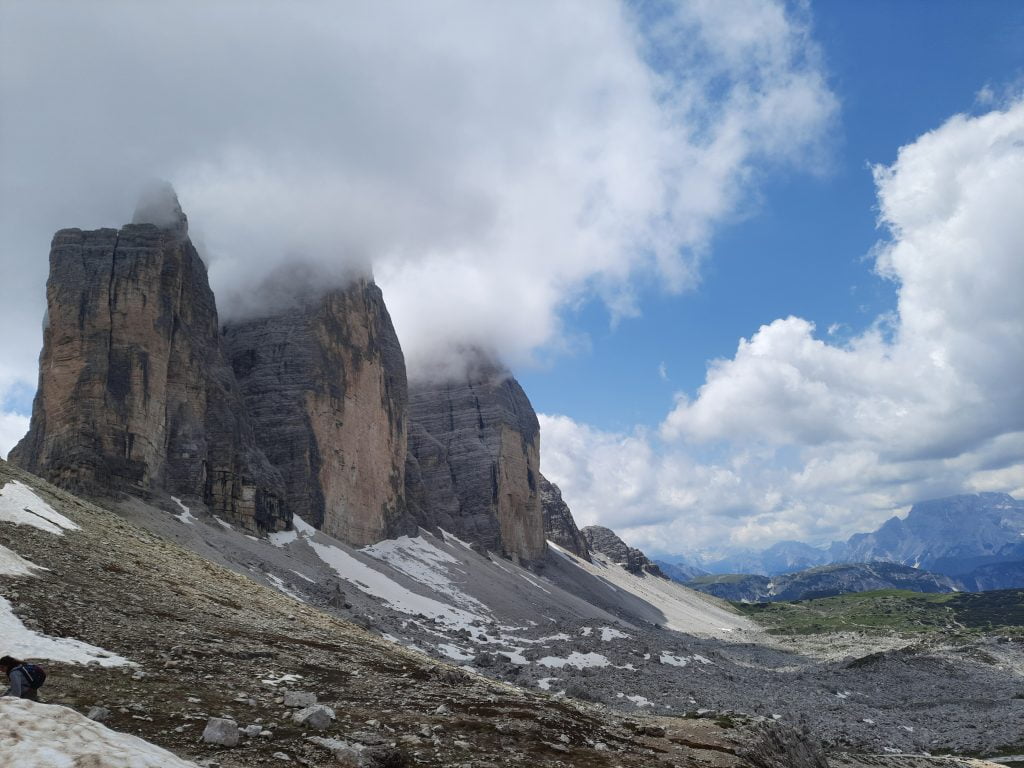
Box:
[17,663,46,689]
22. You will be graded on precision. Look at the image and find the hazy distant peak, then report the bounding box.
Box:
[132,180,188,238]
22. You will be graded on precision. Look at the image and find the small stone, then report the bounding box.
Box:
[243,725,262,738]
[202,717,241,747]
[87,706,110,722]
[433,704,450,715]
[283,690,317,708]
[292,704,335,730]
[272,753,291,762]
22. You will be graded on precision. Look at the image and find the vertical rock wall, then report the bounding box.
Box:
[223,282,414,547]
[405,363,547,564]
[10,198,287,532]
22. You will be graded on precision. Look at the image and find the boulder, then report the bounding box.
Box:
[202,717,241,747]
[293,704,335,730]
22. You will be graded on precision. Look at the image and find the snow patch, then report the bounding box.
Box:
[0,481,79,534]
[0,698,199,767]
[0,544,44,577]
[616,693,653,707]
[212,516,233,530]
[268,530,298,548]
[537,677,558,690]
[169,497,196,525]
[436,643,474,661]
[537,652,611,669]
[265,574,305,602]
[362,534,488,612]
[0,595,132,667]
[600,626,629,642]
[310,541,486,630]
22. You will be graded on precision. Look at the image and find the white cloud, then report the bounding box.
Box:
[0,0,835,392]
[543,100,1024,553]
[0,412,29,460]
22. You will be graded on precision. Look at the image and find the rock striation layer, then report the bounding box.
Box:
[540,474,591,561]
[405,362,546,564]
[223,281,414,546]
[10,187,287,532]
[582,526,665,578]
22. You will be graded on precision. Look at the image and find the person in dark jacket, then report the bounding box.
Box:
[1,655,40,700]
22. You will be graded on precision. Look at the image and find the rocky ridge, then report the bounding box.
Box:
[683,562,961,603]
[582,525,666,578]
[541,474,591,561]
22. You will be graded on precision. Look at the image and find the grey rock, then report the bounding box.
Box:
[202,717,241,747]
[243,724,263,738]
[292,703,335,730]
[86,706,110,722]
[224,280,415,547]
[540,474,591,561]
[581,526,665,578]
[282,690,317,708]
[10,189,288,533]
[405,357,546,564]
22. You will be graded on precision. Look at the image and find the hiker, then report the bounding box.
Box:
[1,656,45,700]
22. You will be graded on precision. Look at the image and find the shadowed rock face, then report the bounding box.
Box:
[540,474,591,561]
[10,192,287,532]
[405,363,546,564]
[581,525,665,578]
[223,281,415,547]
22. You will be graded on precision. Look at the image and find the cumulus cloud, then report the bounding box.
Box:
[0,0,835,409]
[543,100,1024,554]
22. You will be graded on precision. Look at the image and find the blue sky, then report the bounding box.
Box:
[521,0,1024,432]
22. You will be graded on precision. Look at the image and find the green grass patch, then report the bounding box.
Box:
[735,588,1024,636]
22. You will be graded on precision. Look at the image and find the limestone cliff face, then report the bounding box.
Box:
[223,282,414,547]
[10,192,287,532]
[405,363,546,564]
[581,525,665,578]
[540,474,591,562]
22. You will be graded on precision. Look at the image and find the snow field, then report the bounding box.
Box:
[0,698,199,768]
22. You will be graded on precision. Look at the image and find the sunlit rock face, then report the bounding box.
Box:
[11,188,288,532]
[224,280,415,547]
[404,359,546,565]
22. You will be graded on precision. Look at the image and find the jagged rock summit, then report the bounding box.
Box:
[540,474,591,561]
[224,280,415,546]
[10,185,287,532]
[404,356,547,564]
[582,525,665,577]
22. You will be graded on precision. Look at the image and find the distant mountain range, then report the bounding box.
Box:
[684,562,960,603]
[658,492,1024,598]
